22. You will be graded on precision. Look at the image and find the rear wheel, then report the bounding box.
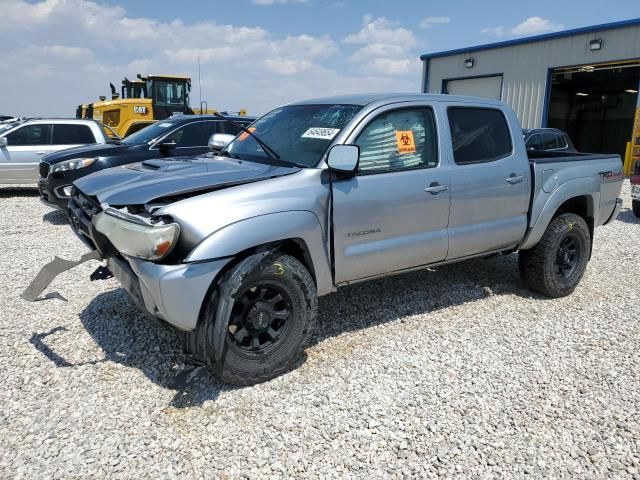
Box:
[632,200,640,218]
[519,213,591,298]
[185,252,317,386]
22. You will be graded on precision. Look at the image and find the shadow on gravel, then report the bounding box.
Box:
[0,187,39,197]
[42,210,69,225]
[311,253,541,346]
[613,207,639,225]
[34,254,539,408]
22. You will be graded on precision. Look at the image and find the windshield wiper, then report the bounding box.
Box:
[212,113,282,162]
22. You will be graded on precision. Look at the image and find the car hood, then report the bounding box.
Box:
[73,154,300,205]
[43,142,134,164]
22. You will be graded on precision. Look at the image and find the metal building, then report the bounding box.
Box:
[420,19,640,158]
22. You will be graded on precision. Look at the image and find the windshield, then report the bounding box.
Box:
[0,121,20,134]
[153,80,188,106]
[224,104,362,167]
[121,120,180,145]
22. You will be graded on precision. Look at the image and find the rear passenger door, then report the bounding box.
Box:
[0,123,53,183]
[446,106,530,259]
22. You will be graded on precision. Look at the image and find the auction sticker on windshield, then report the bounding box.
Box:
[239,127,256,141]
[302,128,340,140]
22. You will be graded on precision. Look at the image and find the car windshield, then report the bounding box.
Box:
[0,121,20,134]
[121,120,181,145]
[224,104,362,167]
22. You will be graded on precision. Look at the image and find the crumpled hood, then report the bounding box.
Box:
[43,142,132,164]
[73,154,300,205]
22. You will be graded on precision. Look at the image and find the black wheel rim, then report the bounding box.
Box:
[555,234,581,279]
[227,283,292,354]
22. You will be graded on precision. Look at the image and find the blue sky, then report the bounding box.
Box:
[1,0,638,117]
[116,0,637,53]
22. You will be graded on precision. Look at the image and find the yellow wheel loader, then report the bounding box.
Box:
[76,74,247,138]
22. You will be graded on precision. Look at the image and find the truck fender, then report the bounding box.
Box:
[185,210,334,296]
[520,177,599,250]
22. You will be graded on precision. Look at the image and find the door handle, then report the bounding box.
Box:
[505,175,524,184]
[424,183,449,194]
[36,151,47,155]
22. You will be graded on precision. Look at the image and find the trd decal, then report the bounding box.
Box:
[598,171,623,181]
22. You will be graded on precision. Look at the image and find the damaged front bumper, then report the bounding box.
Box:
[107,254,230,331]
[64,188,230,331]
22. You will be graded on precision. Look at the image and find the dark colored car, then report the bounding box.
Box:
[523,128,577,153]
[38,114,255,210]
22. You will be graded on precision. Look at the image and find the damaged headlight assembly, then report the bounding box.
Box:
[51,157,97,173]
[93,207,180,261]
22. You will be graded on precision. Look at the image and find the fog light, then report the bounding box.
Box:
[62,186,73,196]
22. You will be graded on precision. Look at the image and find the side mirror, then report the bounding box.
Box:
[209,133,235,151]
[0,137,7,147]
[158,139,177,150]
[326,144,359,174]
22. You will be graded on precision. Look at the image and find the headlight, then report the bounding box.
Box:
[51,157,97,173]
[93,208,180,261]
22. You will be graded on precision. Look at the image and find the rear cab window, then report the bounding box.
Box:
[447,107,512,164]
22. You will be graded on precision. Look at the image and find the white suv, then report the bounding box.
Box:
[0,118,108,184]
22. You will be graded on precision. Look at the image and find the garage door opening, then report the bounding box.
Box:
[546,61,640,157]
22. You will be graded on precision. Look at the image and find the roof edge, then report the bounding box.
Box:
[420,18,640,61]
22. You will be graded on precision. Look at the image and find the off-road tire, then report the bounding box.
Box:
[518,213,591,298]
[185,252,317,386]
[632,200,640,218]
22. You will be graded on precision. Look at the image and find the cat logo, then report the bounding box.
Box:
[133,106,148,114]
[395,130,416,154]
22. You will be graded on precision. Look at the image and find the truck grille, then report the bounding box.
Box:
[39,162,50,178]
[73,190,101,219]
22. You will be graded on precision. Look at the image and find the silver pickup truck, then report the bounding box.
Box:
[64,94,623,385]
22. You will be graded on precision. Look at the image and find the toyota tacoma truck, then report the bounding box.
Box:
[60,94,623,385]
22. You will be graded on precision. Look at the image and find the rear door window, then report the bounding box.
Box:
[447,107,512,164]
[52,124,96,145]
[6,124,52,146]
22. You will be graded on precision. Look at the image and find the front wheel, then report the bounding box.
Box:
[632,200,640,218]
[519,213,591,298]
[185,252,318,386]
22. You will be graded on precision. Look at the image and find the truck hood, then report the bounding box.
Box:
[73,155,300,206]
[43,142,132,164]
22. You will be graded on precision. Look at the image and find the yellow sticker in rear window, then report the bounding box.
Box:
[238,127,256,141]
[395,130,416,154]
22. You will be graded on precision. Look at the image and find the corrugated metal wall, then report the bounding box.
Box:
[424,25,640,128]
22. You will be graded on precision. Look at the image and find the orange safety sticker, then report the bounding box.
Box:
[395,130,416,154]
[238,127,256,141]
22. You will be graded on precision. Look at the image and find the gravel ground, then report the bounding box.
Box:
[0,183,639,479]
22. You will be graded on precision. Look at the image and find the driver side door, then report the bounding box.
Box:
[332,104,451,283]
